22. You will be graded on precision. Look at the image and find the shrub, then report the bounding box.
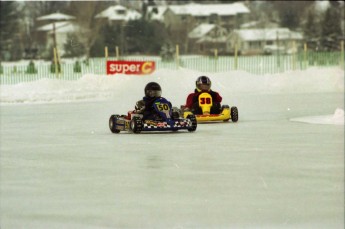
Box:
[73,60,81,73]
[26,60,37,74]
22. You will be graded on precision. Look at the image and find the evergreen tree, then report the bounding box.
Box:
[321,5,342,50]
[304,9,320,40]
[63,33,85,57]
[0,1,20,61]
[271,1,315,30]
[303,9,321,51]
[125,20,168,55]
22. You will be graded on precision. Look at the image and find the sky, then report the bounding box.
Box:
[0,67,344,229]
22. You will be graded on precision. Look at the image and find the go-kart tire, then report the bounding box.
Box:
[109,115,121,133]
[231,106,238,122]
[130,117,143,133]
[187,114,197,132]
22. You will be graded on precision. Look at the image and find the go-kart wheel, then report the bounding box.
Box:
[187,114,197,132]
[130,117,143,133]
[231,106,238,122]
[109,115,121,133]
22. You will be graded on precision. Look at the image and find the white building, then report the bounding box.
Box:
[188,23,228,54]
[95,5,141,24]
[228,28,304,55]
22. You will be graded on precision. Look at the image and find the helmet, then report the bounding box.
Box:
[196,76,211,91]
[144,82,162,98]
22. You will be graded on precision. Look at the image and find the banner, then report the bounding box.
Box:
[107,60,155,75]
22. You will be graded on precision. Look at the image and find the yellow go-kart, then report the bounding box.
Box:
[181,92,238,123]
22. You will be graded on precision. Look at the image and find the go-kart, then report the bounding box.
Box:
[181,92,238,123]
[109,97,197,134]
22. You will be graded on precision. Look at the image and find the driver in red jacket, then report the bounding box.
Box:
[185,76,222,114]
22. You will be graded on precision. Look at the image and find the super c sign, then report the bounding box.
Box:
[107,60,155,75]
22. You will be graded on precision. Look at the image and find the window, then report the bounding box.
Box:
[249,41,261,49]
[116,10,126,15]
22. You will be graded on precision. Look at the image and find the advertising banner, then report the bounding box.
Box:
[107,60,155,75]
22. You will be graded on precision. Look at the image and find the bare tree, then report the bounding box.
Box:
[67,1,110,60]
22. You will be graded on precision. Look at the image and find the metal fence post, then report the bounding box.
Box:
[175,44,180,69]
[340,41,344,68]
[303,43,308,69]
[214,49,218,72]
[234,44,238,70]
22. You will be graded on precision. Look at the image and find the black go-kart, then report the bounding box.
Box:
[109,97,197,134]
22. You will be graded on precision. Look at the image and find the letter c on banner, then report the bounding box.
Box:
[141,62,154,74]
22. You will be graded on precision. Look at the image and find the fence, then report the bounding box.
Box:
[1,50,344,85]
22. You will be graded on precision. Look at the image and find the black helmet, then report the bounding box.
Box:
[144,82,162,98]
[196,76,211,91]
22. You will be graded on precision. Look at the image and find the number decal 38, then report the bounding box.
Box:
[198,93,213,105]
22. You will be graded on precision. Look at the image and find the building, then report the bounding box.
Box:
[36,13,78,57]
[162,2,250,32]
[146,2,250,54]
[95,5,141,25]
[228,28,304,55]
[188,23,228,54]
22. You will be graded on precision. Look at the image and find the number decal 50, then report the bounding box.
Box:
[157,103,170,111]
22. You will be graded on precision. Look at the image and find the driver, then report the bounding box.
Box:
[135,82,172,120]
[184,76,222,114]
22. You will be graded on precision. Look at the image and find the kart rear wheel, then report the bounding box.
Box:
[109,115,121,133]
[130,117,143,133]
[187,114,197,132]
[231,106,238,122]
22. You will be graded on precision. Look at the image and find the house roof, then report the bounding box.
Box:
[37,12,76,21]
[168,2,250,16]
[37,21,79,34]
[188,24,216,39]
[95,5,141,21]
[233,28,303,41]
[188,23,228,43]
[37,21,69,31]
[147,6,168,21]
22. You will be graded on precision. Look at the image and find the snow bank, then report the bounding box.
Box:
[1,67,343,105]
[290,108,344,125]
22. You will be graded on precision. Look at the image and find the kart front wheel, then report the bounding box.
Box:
[130,117,143,133]
[231,106,238,122]
[187,114,197,132]
[109,115,121,133]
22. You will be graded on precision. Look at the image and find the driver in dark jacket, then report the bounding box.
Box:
[185,76,222,114]
[135,82,172,120]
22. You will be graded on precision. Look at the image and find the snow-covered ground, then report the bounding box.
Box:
[0,67,344,229]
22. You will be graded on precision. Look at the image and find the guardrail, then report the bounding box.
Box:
[0,51,344,85]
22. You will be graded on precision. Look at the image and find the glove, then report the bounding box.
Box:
[135,100,145,113]
[180,105,190,112]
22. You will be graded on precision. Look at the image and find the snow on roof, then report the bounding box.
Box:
[147,6,168,21]
[233,28,303,41]
[168,2,250,16]
[188,23,216,39]
[95,5,141,21]
[196,36,227,44]
[37,21,70,31]
[37,12,75,21]
[37,21,79,34]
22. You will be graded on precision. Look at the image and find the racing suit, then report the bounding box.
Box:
[185,89,222,114]
[135,96,172,120]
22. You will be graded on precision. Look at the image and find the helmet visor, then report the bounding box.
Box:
[147,90,162,98]
[197,83,211,91]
